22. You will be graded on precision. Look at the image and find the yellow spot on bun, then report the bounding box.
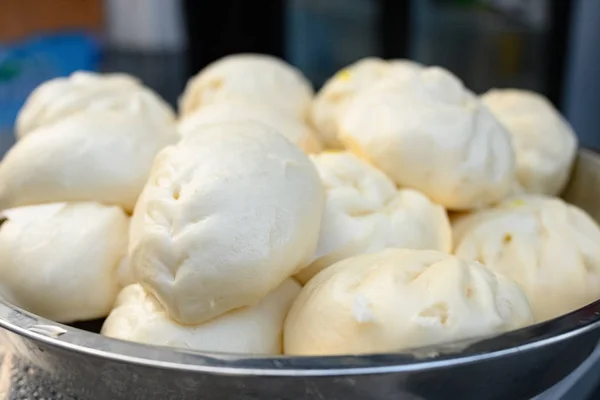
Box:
[509,199,526,208]
[336,69,352,81]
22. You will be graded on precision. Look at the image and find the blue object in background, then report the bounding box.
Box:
[286,1,335,87]
[564,0,600,149]
[0,32,100,138]
[285,0,381,88]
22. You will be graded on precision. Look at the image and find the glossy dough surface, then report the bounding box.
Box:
[453,195,600,322]
[132,121,324,325]
[102,279,301,354]
[285,248,533,355]
[296,152,451,284]
[339,67,515,210]
[0,203,128,322]
[178,98,321,153]
[179,54,313,119]
[0,111,177,212]
[482,89,578,195]
[311,58,421,149]
[16,71,175,138]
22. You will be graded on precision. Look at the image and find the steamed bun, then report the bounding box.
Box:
[285,248,533,355]
[310,58,421,149]
[178,98,321,153]
[102,279,300,354]
[481,89,578,195]
[311,58,389,149]
[179,54,313,119]
[0,202,128,322]
[453,195,600,322]
[296,151,451,284]
[0,110,177,212]
[119,187,153,287]
[132,121,324,325]
[338,67,515,210]
[16,71,175,139]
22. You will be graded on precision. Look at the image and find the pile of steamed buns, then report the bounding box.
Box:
[0,54,596,356]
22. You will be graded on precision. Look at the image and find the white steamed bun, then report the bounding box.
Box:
[16,71,175,139]
[0,202,128,322]
[453,195,600,322]
[118,187,152,287]
[102,279,301,354]
[296,151,451,284]
[481,89,578,195]
[132,121,324,325]
[284,248,533,355]
[0,110,177,212]
[338,66,515,210]
[178,98,321,153]
[179,54,313,119]
[310,58,421,149]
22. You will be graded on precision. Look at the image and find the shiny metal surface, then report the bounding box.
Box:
[1,149,600,399]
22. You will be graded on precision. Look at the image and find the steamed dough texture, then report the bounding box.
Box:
[338,66,515,210]
[310,58,421,149]
[16,71,175,138]
[179,54,313,119]
[178,98,321,153]
[132,121,324,325]
[102,279,301,354]
[119,186,152,287]
[285,249,533,355]
[296,151,452,284]
[453,195,600,322]
[0,110,178,212]
[0,202,128,323]
[481,89,578,196]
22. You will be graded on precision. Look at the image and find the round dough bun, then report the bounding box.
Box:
[132,121,324,325]
[481,89,578,196]
[311,58,421,149]
[453,195,600,322]
[295,151,451,284]
[0,110,177,212]
[338,66,515,210]
[178,98,321,153]
[16,71,175,139]
[284,248,533,355]
[102,279,301,354]
[0,202,128,323]
[179,54,313,120]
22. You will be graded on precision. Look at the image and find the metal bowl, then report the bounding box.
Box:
[2,150,600,400]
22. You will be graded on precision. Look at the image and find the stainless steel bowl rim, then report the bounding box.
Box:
[0,148,599,378]
[3,288,599,377]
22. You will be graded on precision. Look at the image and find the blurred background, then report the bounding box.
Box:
[1,1,600,398]
[0,0,599,153]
